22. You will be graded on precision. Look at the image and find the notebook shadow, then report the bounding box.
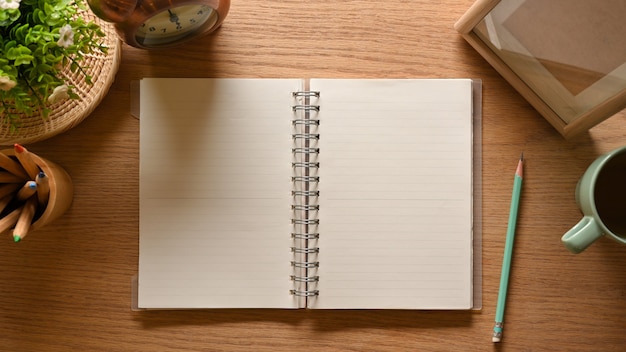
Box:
[133,308,476,331]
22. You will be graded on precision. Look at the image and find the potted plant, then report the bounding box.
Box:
[0,0,120,143]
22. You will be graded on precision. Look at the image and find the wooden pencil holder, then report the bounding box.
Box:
[0,149,73,237]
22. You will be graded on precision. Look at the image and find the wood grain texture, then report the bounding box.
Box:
[1,1,626,351]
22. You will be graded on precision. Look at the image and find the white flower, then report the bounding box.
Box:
[57,24,74,48]
[0,0,20,10]
[48,85,70,104]
[0,76,17,91]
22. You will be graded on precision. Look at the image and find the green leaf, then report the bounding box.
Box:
[43,2,54,15]
[35,9,46,23]
[6,45,32,62]
[4,41,17,51]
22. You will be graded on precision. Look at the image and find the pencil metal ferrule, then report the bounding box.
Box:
[493,322,503,341]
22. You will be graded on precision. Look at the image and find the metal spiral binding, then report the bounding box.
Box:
[293,133,319,140]
[291,204,320,211]
[293,91,320,97]
[291,247,320,254]
[292,190,319,197]
[292,162,320,168]
[289,289,319,297]
[292,219,320,225]
[290,275,319,282]
[292,119,320,125]
[291,261,320,269]
[292,148,320,154]
[292,177,320,184]
[290,89,321,299]
[291,232,319,240]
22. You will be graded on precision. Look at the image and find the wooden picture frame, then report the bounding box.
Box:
[455,0,626,138]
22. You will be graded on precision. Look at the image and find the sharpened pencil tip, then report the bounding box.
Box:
[515,154,524,178]
[13,235,21,243]
[13,143,25,153]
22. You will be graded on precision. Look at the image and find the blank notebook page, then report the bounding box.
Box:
[138,78,300,309]
[311,79,473,309]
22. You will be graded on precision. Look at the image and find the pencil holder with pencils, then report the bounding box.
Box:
[0,145,74,242]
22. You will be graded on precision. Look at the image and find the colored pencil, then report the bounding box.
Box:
[16,180,37,202]
[0,207,22,234]
[0,194,13,214]
[13,144,40,180]
[0,152,29,179]
[0,183,21,199]
[0,171,27,183]
[493,153,524,343]
[36,171,50,206]
[13,196,37,242]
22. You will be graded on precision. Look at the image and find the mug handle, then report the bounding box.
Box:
[561,216,603,254]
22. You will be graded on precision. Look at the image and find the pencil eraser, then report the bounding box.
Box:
[492,337,501,343]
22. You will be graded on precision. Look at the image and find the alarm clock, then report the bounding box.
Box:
[87,0,230,49]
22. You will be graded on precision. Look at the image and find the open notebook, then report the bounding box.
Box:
[137,78,479,310]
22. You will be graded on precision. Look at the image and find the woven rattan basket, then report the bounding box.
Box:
[0,11,122,146]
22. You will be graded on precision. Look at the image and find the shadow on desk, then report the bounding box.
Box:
[132,308,476,331]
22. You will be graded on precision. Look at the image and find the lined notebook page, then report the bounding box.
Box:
[138,78,300,309]
[311,79,473,309]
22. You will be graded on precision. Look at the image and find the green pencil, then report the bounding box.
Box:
[493,153,524,343]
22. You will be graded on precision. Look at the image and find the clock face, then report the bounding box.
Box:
[135,5,218,47]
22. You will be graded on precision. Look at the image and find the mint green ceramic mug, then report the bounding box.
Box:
[561,146,626,254]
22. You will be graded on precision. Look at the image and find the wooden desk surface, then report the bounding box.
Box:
[2,1,626,351]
